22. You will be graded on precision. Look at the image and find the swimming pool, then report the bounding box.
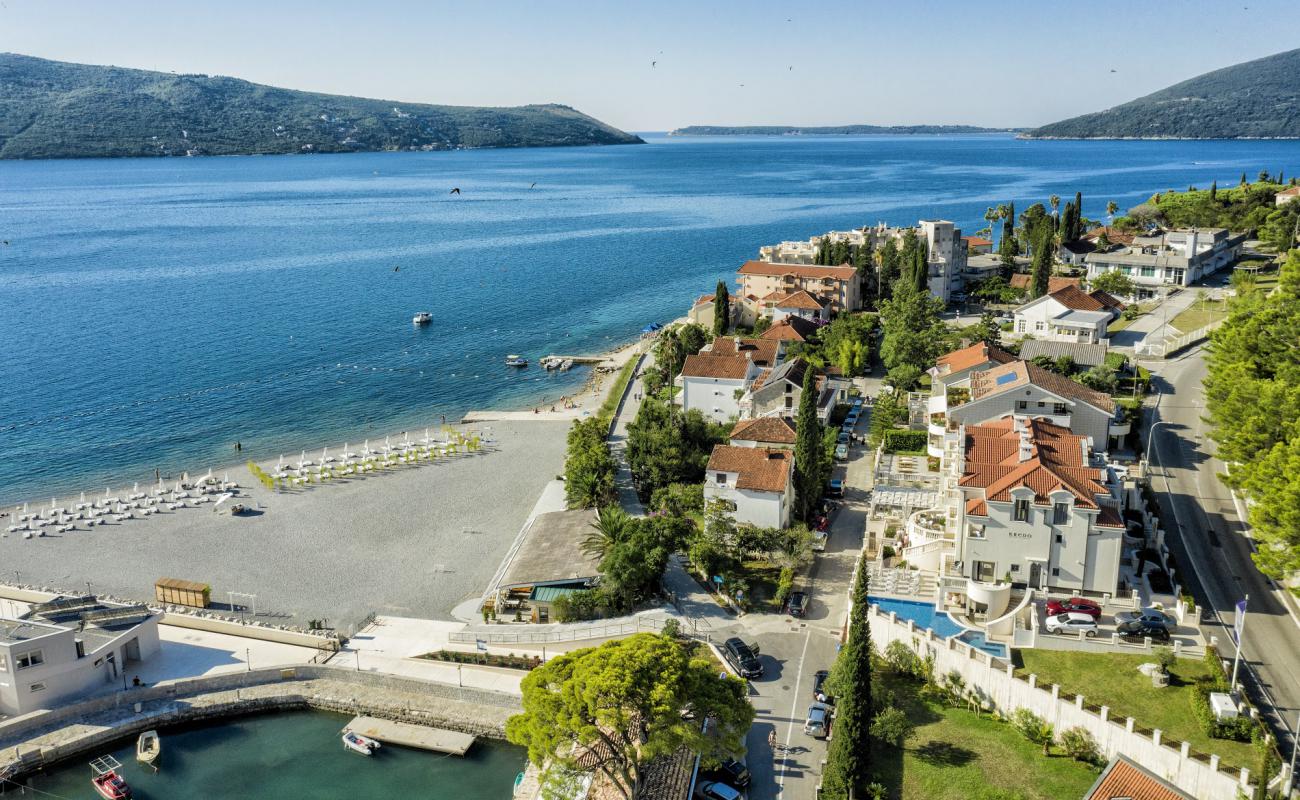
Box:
[868,596,1009,659]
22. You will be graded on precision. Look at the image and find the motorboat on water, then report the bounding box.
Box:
[504,355,528,367]
[412,312,433,325]
[136,730,160,768]
[343,730,382,756]
[90,756,132,799]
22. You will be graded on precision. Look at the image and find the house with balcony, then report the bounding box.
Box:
[704,446,795,529]
[759,289,828,323]
[700,336,783,368]
[679,351,762,423]
[742,358,842,422]
[0,596,160,717]
[1084,227,1246,299]
[736,261,861,316]
[1012,284,1125,343]
[953,416,1125,613]
[729,416,797,449]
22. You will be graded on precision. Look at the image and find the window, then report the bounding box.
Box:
[1013,499,1030,522]
[15,650,44,670]
[1053,403,1067,415]
[1054,533,1064,544]
[1009,564,1020,573]
[1037,401,1045,408]
[785,397,793,409]
[29,682,46,693]
[1139,266,1155,278]
[1016,320,1026,333]
[1051,567,1061,577]
[974,560,996,582]
[1053,503,1069,524]
[715,472,726,485]
[1016,400,1028,410]
[1035,321,1045,331]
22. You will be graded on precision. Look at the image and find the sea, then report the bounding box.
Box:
[10,709,526,799]
[2,133,1298,505]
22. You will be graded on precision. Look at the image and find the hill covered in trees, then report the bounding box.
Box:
[669,124,1010,136]
[1025,48,1300,139]
[0,53,642,159]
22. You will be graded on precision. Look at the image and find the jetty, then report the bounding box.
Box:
[343,715,475,755]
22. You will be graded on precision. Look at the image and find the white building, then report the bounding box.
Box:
[1275,186,1300,207]
[704,445,795,529]
[1013,285,1124,344]
[759,289,828,323]
[680,352,762,423]
[0,597,161,717]
[1084,228,1246,299]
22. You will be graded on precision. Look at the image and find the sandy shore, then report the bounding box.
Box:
[1,420,570,629]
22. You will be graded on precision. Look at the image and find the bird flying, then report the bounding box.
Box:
[651,61,657,68]
[450,187,461,195]
[530,182,537,189]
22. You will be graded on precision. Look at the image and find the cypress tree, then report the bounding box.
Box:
[1241,172,1248,187]
[793,363,822,522]
[713,281,729,336]
[821,560,874,798]
[913,241,929,294]
[1030,227,1052,298]
[1210,180,1217,202]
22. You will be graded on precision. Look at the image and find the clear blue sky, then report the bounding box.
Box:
[3,0,1296,131]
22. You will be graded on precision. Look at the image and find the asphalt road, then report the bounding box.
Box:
[1146,344,1300,763]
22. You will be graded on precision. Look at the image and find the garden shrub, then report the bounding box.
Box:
[1058,726,1102,765]
[881,429,928,454]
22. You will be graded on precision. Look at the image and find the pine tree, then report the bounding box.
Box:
[793,364,822,522]
[1210,180,1218,202]
[1030,227,1052,298]
[713,281,729,336]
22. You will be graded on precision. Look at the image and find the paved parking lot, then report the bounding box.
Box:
[1033,598,1206,654]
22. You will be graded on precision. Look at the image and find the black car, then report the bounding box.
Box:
[787,591,808,618]
[723,637,763,678]
[715,758,751,789]
[811,669,833,703]
[1116,619,1171,642]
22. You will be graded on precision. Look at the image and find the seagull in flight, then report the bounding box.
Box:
[1110,69,1117,73]
[449,187,461,195]
[530,182,537,189]
[651,61,657,68]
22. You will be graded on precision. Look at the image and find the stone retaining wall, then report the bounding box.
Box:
[0,664,520,777]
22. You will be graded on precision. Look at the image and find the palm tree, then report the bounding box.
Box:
[1106,200,1119,221]
[581,505,632,560]
[983,206,999,240]
[1049,194,1060,218]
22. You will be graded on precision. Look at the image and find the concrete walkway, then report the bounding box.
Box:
[608,351,652,515]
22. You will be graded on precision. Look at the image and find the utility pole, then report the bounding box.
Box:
[1230,595,1248,691]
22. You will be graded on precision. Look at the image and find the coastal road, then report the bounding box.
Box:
[1145,344,1300,763]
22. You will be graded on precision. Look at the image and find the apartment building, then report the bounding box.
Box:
[1084,227,1246,298]
[736,261,861,315]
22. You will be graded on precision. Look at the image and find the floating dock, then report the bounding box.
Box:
[342,716,475,755]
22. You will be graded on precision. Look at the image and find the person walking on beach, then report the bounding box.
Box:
[155,468,160,482]
[235,441,242,453]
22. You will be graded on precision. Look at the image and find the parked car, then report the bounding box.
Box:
[836,431,850,444]
[723,637,763,678]
[804,702,833,738]
[699,781,743,800]
[825,479,845,498]
[715,759,751,789]
[834,443,849,461]
[1045,612,1099,637]
[851,397,863,409]
[811,530,829,552]
[1045,597,1102,618]
[1116,619,1171,642]
[787,591,808,618]
[812,669,833,703]
[1114,608,1174,627]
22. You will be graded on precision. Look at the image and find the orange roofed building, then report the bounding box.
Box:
[736,261,861,316]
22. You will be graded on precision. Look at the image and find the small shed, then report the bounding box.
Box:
[494,509,603,623]
[155,578,211,608]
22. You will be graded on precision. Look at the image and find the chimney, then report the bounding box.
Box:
[1018,429,1034,463]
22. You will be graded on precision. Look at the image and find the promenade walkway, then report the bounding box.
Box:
[607,351,652,515]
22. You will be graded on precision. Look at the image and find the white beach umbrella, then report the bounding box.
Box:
[133,482,139,494]
[80,491,86,504]
[321,446,329,462]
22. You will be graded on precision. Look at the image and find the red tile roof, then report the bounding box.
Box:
[1279,186,1300,197]
[1082,226,1136,246]
[1085,756,1194,800]
[959,417,1110,509]
[963,236,993,246]
[706,336,780,366]
[968,361,1115,413]
[760,316,819,342]
[681,353,751,380]
[936,342,1016,374]
[1046,284,1125,313]
[738,261,857,280]
[1009,275,1082,292]
[730,416,797,444]
[706,446,793,493]
[693,293,715,308]
[769,290,825,310]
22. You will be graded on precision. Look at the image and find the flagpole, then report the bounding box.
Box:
[1230,594,1248,690]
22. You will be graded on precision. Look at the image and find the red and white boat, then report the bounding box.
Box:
[90,756,132,800]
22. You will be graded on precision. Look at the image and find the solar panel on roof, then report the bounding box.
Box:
[995,372,1017,386]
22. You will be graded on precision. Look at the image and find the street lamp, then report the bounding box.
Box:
[1144,420,1177,478]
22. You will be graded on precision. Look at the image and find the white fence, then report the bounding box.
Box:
[868,603,1259,800]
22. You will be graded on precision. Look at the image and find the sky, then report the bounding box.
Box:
[3,0,1297,132]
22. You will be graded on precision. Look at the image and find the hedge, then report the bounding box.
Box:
[882,429,928,454]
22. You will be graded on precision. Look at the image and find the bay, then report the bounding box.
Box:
[13,710,525,799]
[1,133,1297,505]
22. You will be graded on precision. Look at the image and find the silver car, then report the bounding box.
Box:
[1045,611,1098,637]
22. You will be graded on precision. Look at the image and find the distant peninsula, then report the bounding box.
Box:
[0,53,642,160]
[1024,47,1300,140]
[668,124,1014,136]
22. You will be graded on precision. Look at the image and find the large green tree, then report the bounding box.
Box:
[1029,227,1053,298]
[626,397,728,498]
[565,417,618,508]
[1203,248,1300,580]
[1089,269,1135,298]
[822,558,874,798]
[878,281,947,388]
[506,633,754,800]
[793,364,824,522]
[713,281,730,336]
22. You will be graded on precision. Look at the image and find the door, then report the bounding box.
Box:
[1028,562,1043,589]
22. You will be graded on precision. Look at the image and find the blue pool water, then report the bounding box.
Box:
[869,595,1009,659]
[3,134,1298,503]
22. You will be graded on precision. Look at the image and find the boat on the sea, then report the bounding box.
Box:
[90,756,132,800]
[504,355,528,367]
[136,730,160,768]
[412,312,432,325]
[343,730,381,756]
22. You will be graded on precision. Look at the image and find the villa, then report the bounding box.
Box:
[962,235,993,254]
[0,596,160,716]
[704,445,795,529]
[758,289,828,323]
[742,358,842,422]
[679,351,763,423]
[735,261,861,315]
[1275,185,1300,207]
[758,315,819,343]
[728,416,797,449]
[1012,284,1124,343]
[1084,227,1246,299]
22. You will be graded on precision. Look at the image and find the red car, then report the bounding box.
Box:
[1046,597,1102,618]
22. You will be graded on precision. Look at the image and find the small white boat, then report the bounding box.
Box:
[343,730,381,756]
[559,359,573,371]
[136,730,160,767]
[505,355,528,367]
[412,312,432,325]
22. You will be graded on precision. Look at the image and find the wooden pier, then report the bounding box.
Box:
[343,716,476,755]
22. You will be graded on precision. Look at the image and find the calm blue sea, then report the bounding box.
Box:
[2,133,1297,504]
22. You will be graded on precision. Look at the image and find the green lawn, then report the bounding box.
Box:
[1107,307,1146,332]
[1168,299,1229,334]
[873,672,1099,800]
[1015,650,1256,770]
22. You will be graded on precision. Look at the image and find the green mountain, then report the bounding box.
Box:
[670,124,1011,136]
[0,53,642,159]
[1026,48,1300,139]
